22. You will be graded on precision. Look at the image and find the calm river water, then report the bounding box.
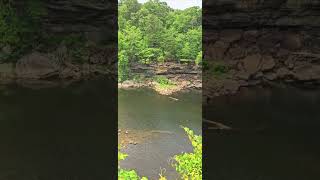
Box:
[0,80,117,179]
[119,88,202,179]
[204,86,320,180]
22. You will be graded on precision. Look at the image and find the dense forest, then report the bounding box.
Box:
[118,0,202,81]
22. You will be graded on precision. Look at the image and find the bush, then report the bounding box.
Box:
[0,0,45,62]
[119,51,130,82]
[0,3,21,46]
[195,51,202,66]
[155,76,173,86]
[209,62,228,77]
[173,127,202,180]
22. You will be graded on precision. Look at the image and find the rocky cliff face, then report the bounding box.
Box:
[13,0,117,43]
[204,0,320,98]
[0,0,117,87]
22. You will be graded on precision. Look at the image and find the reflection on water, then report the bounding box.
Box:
[118,89,202,179]
[0,80,117,179]
[204,86,320,180]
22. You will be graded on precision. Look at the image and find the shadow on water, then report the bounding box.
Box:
[118,88,202,179]
[0,79,117,180]
[204,86,320,180]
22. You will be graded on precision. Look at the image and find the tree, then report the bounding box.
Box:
[118,0,202,77]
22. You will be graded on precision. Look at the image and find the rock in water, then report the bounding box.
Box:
[16,52,59,79]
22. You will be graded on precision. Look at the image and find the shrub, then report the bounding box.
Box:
[195,51,202,66]
[173,127,202,180]
[208,62,229,77]
[0,0,46,62]
[155,76,173,86]
[118,51,130,82]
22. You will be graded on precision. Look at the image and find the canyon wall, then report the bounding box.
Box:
[0,0,117,86]
[12,0,117,43]
[203,0,320,98]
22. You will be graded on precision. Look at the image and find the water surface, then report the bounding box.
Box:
[204,86,320,180]
[118,88,202,179]
[0,80,117,180]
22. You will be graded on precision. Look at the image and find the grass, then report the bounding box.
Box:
[203,61,230,79]
[154,76,176,89]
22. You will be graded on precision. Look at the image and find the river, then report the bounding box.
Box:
[0,80,117,179]
[0,81,201,179]
[118,88,202,179]
[204,86,320,180]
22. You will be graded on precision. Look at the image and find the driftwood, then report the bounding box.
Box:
[203,119,232,130]
[168,97,179,101]
[151,130,174,134]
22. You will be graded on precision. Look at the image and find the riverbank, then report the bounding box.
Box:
[118,62,202,95]
[0,52,116,89]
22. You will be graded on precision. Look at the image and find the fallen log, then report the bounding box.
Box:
[203,119,232,130]
[169,97,179,101]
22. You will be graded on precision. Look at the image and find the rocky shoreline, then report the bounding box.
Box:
[0,52,116,89]
[118,62,202,95]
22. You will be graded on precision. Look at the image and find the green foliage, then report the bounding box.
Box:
[119,169,141,180]
[0,2,21,46]
[211,62,229,77]
[119,51,130,82]
[155,76,174,85]
[0,0,46,62]
[40,33,90,63]
[173,127,202,180]
[26,0,47,20]
[195,51,202,66]
[118,0,202,78]
[63,34,88,63]
[118,151,128,161]
[139,48,163,64]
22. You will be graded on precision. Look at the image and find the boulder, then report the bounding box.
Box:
[264,72,277,80]
[242,54,261,75]
[2,45,12,54]
[276,67,292,78]
[293,64,320,81]
[16,52,59,79]
[227,45,245,60]
[281,33,302,50]
[261,55,276,71]
[220,30,243,43]
[223,79,240,93]
[243,30,259,42]
[235,71,250,80]
[206,41,229,60]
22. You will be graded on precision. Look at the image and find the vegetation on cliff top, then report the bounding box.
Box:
[0,0,46,62]
[0,0,113,65]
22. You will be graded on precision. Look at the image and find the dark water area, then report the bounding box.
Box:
[0,79,117,180]
[204,86,320,180]
[118,89,202,179]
